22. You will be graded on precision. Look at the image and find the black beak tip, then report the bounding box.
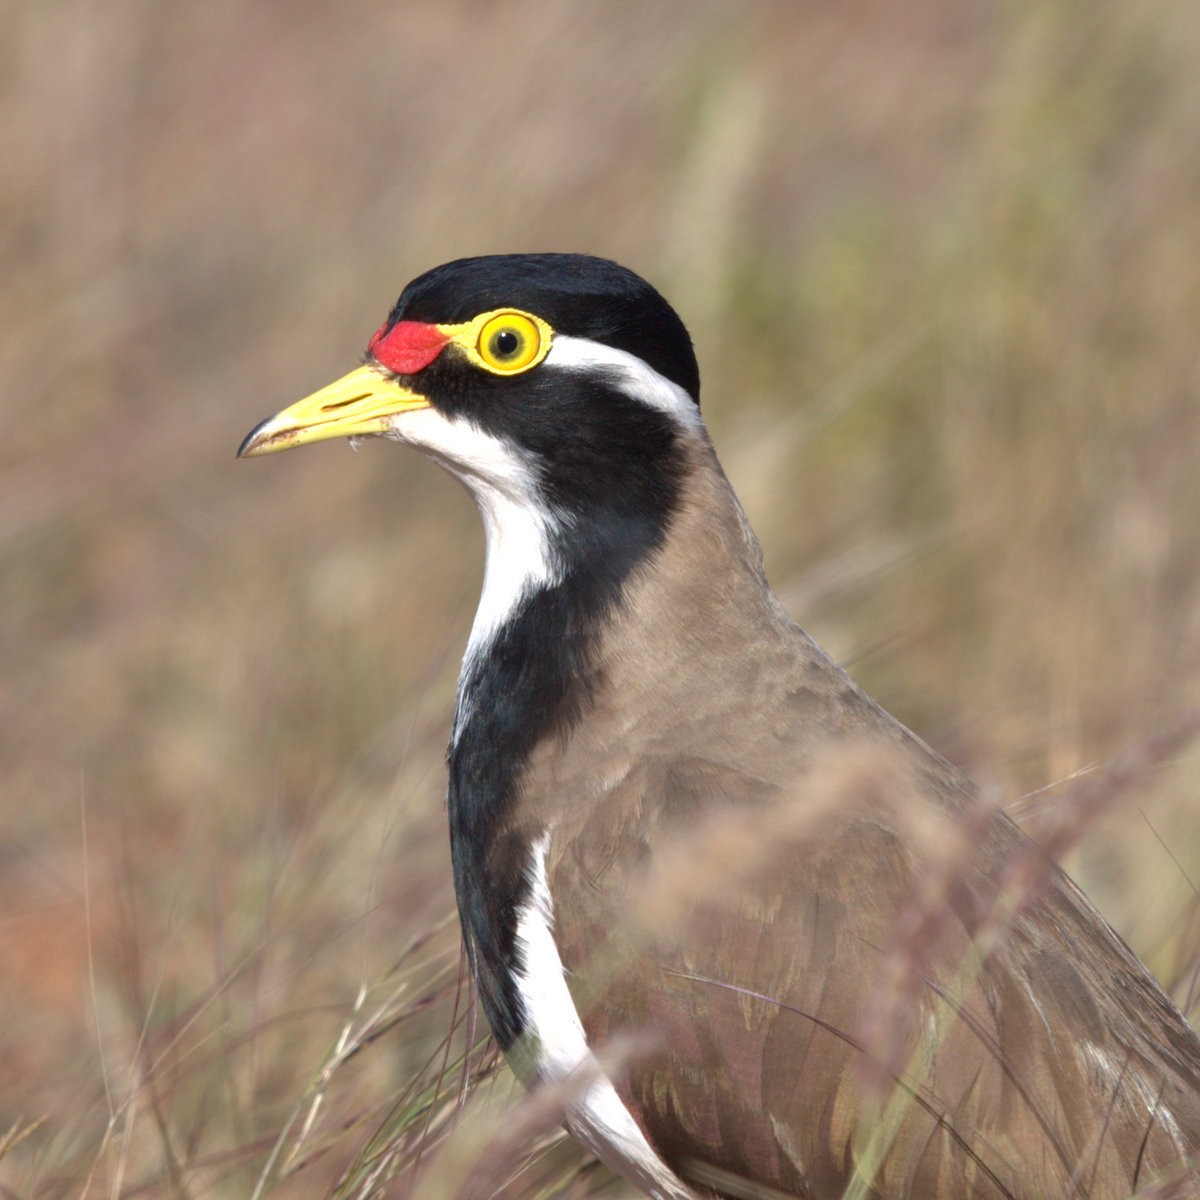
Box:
[237,417,273,460]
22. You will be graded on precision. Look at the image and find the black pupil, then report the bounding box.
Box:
[491,328,521,360]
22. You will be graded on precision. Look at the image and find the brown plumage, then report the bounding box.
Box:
[530,437,1200,1198]
[240,253,1200,1199]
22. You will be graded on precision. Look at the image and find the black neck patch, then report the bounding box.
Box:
[446,395,688,1050]
[384,253,701,407]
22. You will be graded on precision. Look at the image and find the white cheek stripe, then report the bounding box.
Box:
[382,404,560,658]
[546,336,703,432]
[468,475,556,657]
[514,836,694,1200]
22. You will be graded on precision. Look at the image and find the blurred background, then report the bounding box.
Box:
[3,0,1200,1195]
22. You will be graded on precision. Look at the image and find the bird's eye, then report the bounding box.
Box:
[476,312,544,374]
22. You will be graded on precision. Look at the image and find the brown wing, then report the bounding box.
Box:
[544,742,1200,1200]
[518,457,1200,1199]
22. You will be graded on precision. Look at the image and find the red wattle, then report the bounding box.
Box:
[369,320,449,374]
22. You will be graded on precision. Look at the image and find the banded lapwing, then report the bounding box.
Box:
[240,254,1200,1199]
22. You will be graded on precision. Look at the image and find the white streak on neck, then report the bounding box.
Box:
[467,473,557,659]
[513,836,695,1200]
[384,405,560,664]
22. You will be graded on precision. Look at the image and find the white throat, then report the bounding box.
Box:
[383,403,561,682]
[468,472,558,657]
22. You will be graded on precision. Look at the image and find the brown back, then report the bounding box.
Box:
[515,440,1200,1198]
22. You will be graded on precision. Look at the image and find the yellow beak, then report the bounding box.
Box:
[237,364,431,458]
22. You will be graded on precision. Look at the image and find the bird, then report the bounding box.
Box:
[239,253,1200,1199]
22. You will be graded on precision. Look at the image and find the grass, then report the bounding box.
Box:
[2,0,1200,1195]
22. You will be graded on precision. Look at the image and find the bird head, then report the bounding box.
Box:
[238,254,702,508]
[240,253,714,654]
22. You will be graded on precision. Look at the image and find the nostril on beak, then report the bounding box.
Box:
[320,393,370,412]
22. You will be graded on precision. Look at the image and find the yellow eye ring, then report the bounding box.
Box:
[475,311,547,375]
